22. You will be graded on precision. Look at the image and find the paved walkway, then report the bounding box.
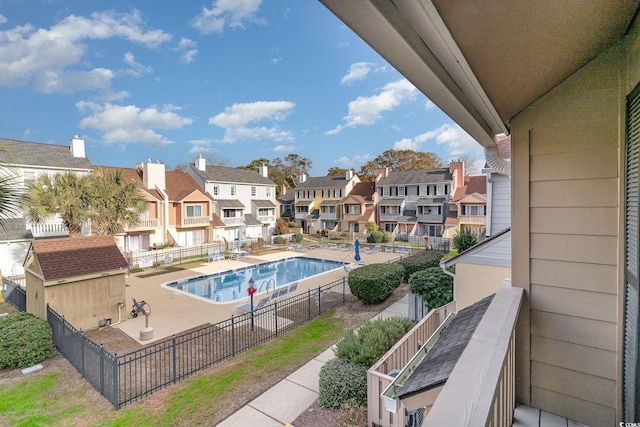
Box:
[217,294,410,427]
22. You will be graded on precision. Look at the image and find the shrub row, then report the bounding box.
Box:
[347,263,404,304]
[409,267,454,310]
[319,317,415,409]
[0,312,57,369]
[395,250,446,280]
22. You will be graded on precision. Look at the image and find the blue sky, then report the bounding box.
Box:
[0,0,484,175]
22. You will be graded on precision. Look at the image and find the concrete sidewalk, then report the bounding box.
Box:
[217,294,410,427]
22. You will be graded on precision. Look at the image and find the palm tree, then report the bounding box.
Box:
[22,171,92,236]
[90,168,147,235]
[0,167,22,229]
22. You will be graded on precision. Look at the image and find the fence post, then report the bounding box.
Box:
[274,302,279,337]
[61,315,66,353]
[342,277,346,303]
[99,344,105,395]
[307,289,312,321]
[113,354,119,410]
[127,257,131,276]
[317,287,321,314]
[80,333,85,378]
[231,316,236,357]
[172,335,177,384]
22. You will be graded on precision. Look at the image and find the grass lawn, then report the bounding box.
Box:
[0,309,347,427]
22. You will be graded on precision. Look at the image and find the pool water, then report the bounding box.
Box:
[165,256,348,303]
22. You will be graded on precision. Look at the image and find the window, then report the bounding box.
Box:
[398,186,406,196]
[223,209,237,218]
[231,185,237,196]
[464,205,485,216]
[321,206,335,214]
[213,185,219,196]
[266,187,271,197]
[436,184,445,195]
[251,186,256,196]
[186,205,202,217]
[23,171,35,186]
[298,190,305,198]
[347,205,361,214]
[297,206,309,214]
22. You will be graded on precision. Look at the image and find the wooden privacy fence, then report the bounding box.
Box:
[47,277,351,409]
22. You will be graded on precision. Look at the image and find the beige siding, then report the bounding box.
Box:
[454,263,510,310]
[45,274,126,331]
[511,35,626,425]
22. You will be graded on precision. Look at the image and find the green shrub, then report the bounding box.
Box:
[395,250,446,280]
[381,231,394,243]
[0,312,57,369]
[367,230,384,243]
[409,267,454,309]
[318,358,368,408]
[273,236,284,244]
[293,232,304,243]
[453,226,484,253]
[335,317,414,367]
[288,221,299,228]
[348,263,404,304]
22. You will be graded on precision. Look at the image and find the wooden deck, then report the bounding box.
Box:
[513,404,590,427]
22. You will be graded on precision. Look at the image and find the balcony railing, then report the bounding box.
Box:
[379,213,401,222]
[221,217,243,226]
[257,215,275,223]
[417,213,443,223]
[368,301,456,427]
[128,218,159,231]
[319,213,338,220]
[181,216,210,227]
[459,215,487,225]
[425,281,523,426]
[342,213,362,221]
[30,222,69,238]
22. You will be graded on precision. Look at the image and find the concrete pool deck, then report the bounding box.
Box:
[116,246,404,344]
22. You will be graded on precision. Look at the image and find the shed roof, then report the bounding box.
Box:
[30,235,128,280]
[394,294,494,399]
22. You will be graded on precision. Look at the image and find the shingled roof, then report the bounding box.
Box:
[165,171,213,201]
[2,218,33,241]
[30,236,128,281]
[377,168,452,186]
[296,174,355,189]
[394,294,494,400]
[191,164,275,186]
[0,138,92,170]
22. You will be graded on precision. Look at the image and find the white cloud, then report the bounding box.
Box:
[77,102,192,147]
[393,123,483,160]
[0,10,171,92]
[327,79,418,134]
[341,62,373,85]
[123,52,153,77]
[191,0,266,34]
[188,138,214,154]
[273,144,295,152]
[0,15,7,24]
[175,38,198,64]
[336,156,351,167]
[209,101,295,143]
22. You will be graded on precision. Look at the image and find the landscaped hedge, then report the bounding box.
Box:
[347,263,405,304]
[335,316,414,367]
[395,250,446,281]
[0,312,57,369]
[318,358,368,408]
[409,266,454,310]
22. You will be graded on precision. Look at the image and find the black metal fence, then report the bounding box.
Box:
[47,277,352,409]
[2,276,26,312]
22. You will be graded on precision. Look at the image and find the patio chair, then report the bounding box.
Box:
[369,245,380,253]
[385,244,394,253]
[395,245,405,254]
[234,295,270,314]
[208,251,223,262]
[287,282,298,294]
[343,244,355,251]
[333,244,346,250]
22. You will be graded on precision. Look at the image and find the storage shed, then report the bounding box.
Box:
[24,235,129,331]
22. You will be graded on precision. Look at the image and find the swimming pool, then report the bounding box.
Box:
[164,256,348,303]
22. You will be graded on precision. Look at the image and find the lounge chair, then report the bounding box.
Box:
[234,295,270,314]
[333,244,346,250]
[385,244,394,253]
[395,245,405,253]
[343,244,355,251]
[287,282,298,294]
[369,245,380,253]
[208,251,223,262]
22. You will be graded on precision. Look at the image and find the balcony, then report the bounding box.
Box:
[257,215,275,224]
[180,216,210,227]
[128,218,159,231]
[417,213,443,223]
[319,212,338,220]
[379,213,401,222]
[221,217,243,226]
[30,222,69,238]
[342,212,362,221]
[459,215,487,225]
[425,282,523,426]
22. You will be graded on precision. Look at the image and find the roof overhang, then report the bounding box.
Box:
[319,0,639,147]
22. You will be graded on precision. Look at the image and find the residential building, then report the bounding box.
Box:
[376,167,454,238]
[293,170,360,233]
[483,135,511,237]
[187,155,277,241]
[443,173,487,238]
[102,160,214,251]
[0,136,92,276]
[321,0,638,425]
[339,181,377,233]
[277,186,295,221]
